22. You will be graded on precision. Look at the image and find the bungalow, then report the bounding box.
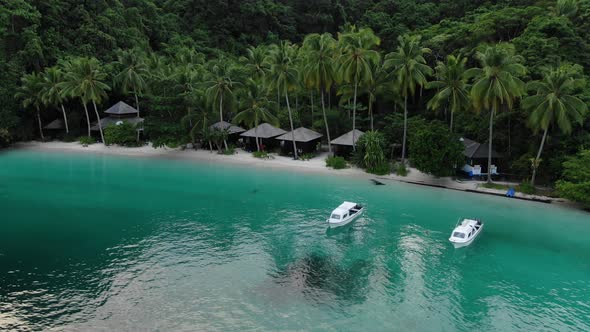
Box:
[275,127,323,155]
[460,137,502,176]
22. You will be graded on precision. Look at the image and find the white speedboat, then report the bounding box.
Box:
[327,202,364,227]
[449,218,484,248]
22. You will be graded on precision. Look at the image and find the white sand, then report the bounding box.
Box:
[12,141,571,206]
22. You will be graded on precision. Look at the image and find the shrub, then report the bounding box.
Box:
[325,156,347,169]
[517,181,536,195]
[354,131,387,170]
[104,122,139,146]
[408,121,464,177]
[299,153,315,161]
[253,151,270,159]
[394,162,408,176]
[556,149,590,206]
[0,128,11,148]
[78,136,95,145]
[368,162,391,175]
[223,145,236,155]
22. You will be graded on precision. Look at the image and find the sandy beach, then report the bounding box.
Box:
[11,141,574,207]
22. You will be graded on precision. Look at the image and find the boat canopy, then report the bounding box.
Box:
[332,201,357,214]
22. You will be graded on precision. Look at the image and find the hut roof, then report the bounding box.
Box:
[209,121,246,134]
[91,117,144,131]
[240,123,286,138]
[330,129,364,146]
[105,101,139,115]
[44,119,65,130]
[275,127,323,143]
[461,138,502,159]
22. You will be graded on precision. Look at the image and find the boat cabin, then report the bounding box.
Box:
[329,202,361,222]
[450,219,482,240]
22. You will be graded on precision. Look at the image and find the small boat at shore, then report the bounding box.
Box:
[327,202,364,227]
[449,218,484,248]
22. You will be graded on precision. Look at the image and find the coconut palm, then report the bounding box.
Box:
[60,57,111,143]
[385,34,432,162]
[204,58,241,150]
[302,33,338,153]
[426,54,470,132]
[234,80,279,151]
[15,72,45,140]
[40,66,70,133]
[266,41,300,159]
[239,45,270,80]
[113,48,149,117]
[523,68,587,186]
[337,27,380,150]
[466,44,526,183]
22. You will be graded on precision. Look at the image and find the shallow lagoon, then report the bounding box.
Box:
[1,150,589,331]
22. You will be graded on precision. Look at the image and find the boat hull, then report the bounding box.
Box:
[327,209,363,228]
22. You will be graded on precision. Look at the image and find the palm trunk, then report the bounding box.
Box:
[487,106,495,183]
[401,95,408,162]
[352,78,358,151]
[60,104,69,134]
[36,107,45,140]
[530,127,548,187]
[285,93,298,159]
[219,95,228,150]
[321,89,332,154]
[450,108,454,133]
[369,96,374,131]
[82,101,91,137]
[255,125,260,152]
[92,100,106,145]
[310,90,314,126]
[134,91,140,118]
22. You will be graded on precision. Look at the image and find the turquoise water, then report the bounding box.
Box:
[0,150,589,331]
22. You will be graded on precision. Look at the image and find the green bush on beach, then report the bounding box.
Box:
[0,128,11,148]
[325,156,347,169]
[104,123,139,147]
[78,136,95,145]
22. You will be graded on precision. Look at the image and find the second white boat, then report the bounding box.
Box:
[449,218,484,248]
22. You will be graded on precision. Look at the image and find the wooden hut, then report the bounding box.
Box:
[330,129,364,157]
[43,119,66,138]
[240,123,287,151]
[91,101,144,133]
[460,138,502,176]
[275,127,323,155]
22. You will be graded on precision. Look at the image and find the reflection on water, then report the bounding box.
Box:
[0,151,589,331]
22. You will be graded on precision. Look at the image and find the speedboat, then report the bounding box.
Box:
[327,202,364,227]
[449,218,484,248]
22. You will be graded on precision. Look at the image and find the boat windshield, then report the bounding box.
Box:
[453,232,466,239]
[331,214,341,220]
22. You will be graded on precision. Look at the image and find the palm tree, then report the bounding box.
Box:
[40,66,70,133]
[466,44,526,183]
[426,54,470,132]
[204,58,240,150]
[266,41,300,159]
[234,79,279,151]
[302,33,338,153]
[15,72,45,140]
[523,68,587,186]
[114,48,149,117]
[337,27,380,150]
[60,57,111,143]
[239,45,270,80]
[385,34,432,162]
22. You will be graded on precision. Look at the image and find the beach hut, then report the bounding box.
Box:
[90,101,144,132]
[275,127,323,155]
[330,129,364,157]
[240,123,287,151]
[43,119,67,139]
[460,137,502,176]
[209,121,246,145]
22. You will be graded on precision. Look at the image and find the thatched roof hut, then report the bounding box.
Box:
[241,123,286,139]
[105,101,139,115]
[461,138,501,159]
[330,129,364,146]
[91,101,143,131]
[209,121,246,134]
[44,119,65,130]
[275,127,323,143]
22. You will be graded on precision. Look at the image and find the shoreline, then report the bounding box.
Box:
[9,141,583,210]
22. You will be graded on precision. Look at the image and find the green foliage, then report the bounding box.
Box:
[393,162,409,176]
[104,123,139,147]
[556,149,590,206]
[518,181,536,195]
[355,130,389,174]
[409,121,464,177]
[78,136,95,145]
[325,156,347,169]
[299,153,315,161]
[253,151,271,159]
[0,128,11,147]
[223,145,236,155]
